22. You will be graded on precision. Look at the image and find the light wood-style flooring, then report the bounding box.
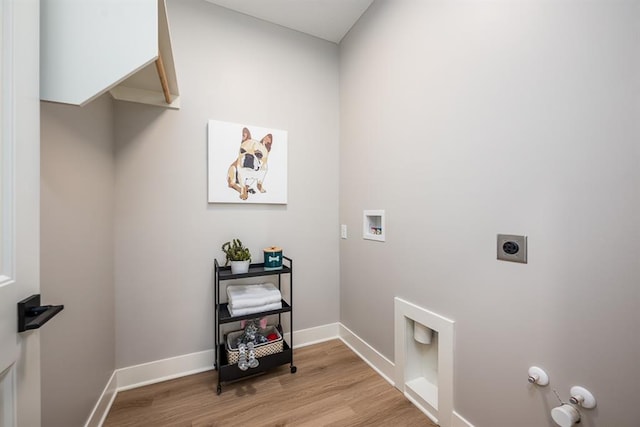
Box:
[104,339,437,426]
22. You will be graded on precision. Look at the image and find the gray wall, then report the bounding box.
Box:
[113,0,340,368]
[40,94,115,427]
[340,1,639,426]
[38,1,640,426]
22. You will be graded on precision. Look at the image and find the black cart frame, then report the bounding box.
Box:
[214,256,296,394]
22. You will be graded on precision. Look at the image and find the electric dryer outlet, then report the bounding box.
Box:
[497,234,527,263]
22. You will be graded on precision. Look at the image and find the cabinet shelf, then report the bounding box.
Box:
[214,256,295,394]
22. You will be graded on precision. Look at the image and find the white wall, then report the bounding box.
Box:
[340,1,639,426]
[113,0,340,368]
[40,94,116,427]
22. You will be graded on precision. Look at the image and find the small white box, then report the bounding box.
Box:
[363,210,385,242]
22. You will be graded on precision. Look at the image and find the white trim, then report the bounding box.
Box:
[115,323,340,392]
[363,209,386,242]
[452,411,475,427]
[86,323,340,425]
[84,371,117,427]
[86,322,474,427]
[0,364,16,427]
[338,323,395,385]
[86,351,215,426]
[0,0,16,288]
[116,349,214,392]
[394,297,455,427]
[405,391,439,425]
[289,322,339,348]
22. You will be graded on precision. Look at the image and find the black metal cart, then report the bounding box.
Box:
[214,256,296,394]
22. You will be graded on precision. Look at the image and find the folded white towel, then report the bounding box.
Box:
[227,283,282,309]
[228,301,283,317]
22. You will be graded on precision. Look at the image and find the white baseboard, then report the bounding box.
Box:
[88,323,340,425]
[116,323,340,393]
[115,323,340,392]
[116,349,215,392]
[452,411,475,427]
[84,371,117,427]
[338,323,395,385]
[289,322,340,348]
[338,324,474,427]
[87,322,473,427]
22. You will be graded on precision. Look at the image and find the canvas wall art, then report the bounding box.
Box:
[208,120,288,204]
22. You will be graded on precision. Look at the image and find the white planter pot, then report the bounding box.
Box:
[230,260,250,274]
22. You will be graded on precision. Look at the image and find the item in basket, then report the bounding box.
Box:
[240,317,268,329]
[267,333,278,341]
[247,342,259,368]
[235,318,268,347]
[226,326,283,364]
[238,343,248,371]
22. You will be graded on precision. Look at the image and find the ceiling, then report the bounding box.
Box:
[203,0,374,44]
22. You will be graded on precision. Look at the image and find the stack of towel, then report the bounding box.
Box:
[227,283,282,317]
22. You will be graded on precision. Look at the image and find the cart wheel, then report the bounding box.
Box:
[216,384,222,395]
[290,366,297,374]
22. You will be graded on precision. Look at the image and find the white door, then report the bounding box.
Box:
[0,0,41,426]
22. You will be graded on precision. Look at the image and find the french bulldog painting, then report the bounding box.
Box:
[207,120,286,204]
[227,127,273,200]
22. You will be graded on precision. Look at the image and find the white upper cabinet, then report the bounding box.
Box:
[41,0,180,109]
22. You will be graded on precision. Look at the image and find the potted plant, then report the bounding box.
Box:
[222,239,252,274]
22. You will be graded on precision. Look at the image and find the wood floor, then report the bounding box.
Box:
[104,339,437,427]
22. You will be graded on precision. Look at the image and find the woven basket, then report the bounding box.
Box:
[226,326,283,364]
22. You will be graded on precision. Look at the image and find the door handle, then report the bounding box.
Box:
[17,294,64,333]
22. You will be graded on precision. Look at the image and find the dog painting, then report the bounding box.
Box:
[227,127,272,200]
[208,120,287,204]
